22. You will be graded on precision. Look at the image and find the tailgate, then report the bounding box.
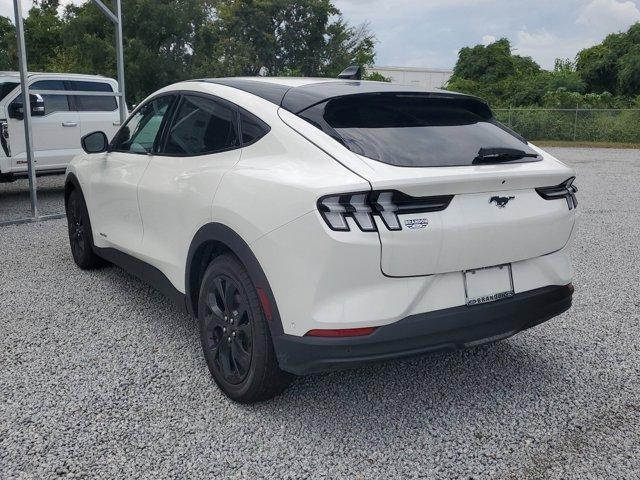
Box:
[378,185,575,277]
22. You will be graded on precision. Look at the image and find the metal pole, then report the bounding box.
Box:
[508,106,512,126]
[113,0,127,124]
[573,104,579,142]
[13,0,38,219]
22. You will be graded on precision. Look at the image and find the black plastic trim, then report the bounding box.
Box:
[274,284,574,375]
[93,246,189,314]
[185,223,285,335]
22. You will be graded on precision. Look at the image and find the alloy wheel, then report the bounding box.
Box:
[201,275,253,385]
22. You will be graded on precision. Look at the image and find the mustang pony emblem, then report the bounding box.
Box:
[489,196,515,208]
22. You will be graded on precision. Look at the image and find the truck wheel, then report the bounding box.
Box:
[198,254,293,403]
[66,189,102,270]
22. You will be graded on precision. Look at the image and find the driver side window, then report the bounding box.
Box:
[112,95,174,154]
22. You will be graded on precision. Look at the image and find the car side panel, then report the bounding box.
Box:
[136,150,242,291]
[212,119,370,247]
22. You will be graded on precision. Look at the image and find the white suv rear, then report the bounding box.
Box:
[65,78,577,402]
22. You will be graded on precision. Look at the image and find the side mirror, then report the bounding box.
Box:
[81,131,109,154]
[8,93,46,120]
[30,94,45,117]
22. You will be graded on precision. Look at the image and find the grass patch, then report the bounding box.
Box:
[532,140,640,149]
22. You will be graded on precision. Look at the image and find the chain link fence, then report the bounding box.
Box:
[493,108,640,143]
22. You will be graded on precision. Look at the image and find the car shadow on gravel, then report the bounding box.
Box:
[248,334,571,442]
[94,259,571,436]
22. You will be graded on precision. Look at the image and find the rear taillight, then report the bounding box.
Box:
[536,177,578,210]
[318,190,453,232]
[305,327,377,337]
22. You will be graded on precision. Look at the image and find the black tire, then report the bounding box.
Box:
[198,254,293,403]
[66,189,102,270]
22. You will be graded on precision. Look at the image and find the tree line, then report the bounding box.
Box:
[447,22,640,109]
[0,0,379,103]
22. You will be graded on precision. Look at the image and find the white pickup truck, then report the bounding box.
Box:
[0,72,122,182]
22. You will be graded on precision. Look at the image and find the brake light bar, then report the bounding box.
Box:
[536,177,578,210]
[318,190,454,232]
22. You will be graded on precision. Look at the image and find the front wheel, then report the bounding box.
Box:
[66,189,102,270]
[198,254,293,403]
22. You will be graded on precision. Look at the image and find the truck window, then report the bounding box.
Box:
[31,80,70,115]
[0,82,19,101]
[70,82,117,112]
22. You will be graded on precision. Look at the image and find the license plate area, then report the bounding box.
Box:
[464,264,514,306]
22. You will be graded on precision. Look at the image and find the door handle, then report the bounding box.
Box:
[62,122,78,127]
[113,121,121,126]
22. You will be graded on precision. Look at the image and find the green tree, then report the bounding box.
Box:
[23,0,64,71]
[2,0,377,102]
[196,0,375,78]
[0,16,17,70]
[617,45,640,95]
[576,22,640,95]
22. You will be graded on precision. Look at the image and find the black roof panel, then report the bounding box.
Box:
[199,78,292,105]
[199,78,489,116]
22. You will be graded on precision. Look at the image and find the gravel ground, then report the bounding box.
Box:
[0,174,65,223]
[1,147,639,479]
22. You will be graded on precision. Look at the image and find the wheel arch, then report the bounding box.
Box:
[64,172,82,212]
[186,223,284,336]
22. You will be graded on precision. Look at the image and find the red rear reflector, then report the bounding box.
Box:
[256,287,273,322]
[305,327,377,337]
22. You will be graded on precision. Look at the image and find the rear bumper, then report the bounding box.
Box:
[274,284,573,375]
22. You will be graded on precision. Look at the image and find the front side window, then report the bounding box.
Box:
[0,82,19,101]
[31,80,70,115]
[112,95,174,154]
[163,95,239,156]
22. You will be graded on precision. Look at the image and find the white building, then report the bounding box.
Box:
[368,66,453,89]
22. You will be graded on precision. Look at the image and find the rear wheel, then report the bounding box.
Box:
[66,189,102,269]
[198,254,292,403]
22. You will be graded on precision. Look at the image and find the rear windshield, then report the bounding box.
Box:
[300,94,539,167]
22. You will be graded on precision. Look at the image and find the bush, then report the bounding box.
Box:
[495,108,640,142]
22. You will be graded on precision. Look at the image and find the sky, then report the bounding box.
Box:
[334,0,640,69]
[2,0,640,71]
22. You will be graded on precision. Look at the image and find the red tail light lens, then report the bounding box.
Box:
[305,327,377,337]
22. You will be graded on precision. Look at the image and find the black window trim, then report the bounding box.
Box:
[108,92,179,155]
[108,90,271,157]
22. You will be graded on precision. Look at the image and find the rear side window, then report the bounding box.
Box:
[68,81,113,92]
[240,111,270,145]
[301,94,539,167]
[75,95,117,112]
[70,81,117,112]
[163,95,240,156]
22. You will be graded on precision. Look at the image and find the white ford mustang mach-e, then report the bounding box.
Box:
[65,76,578,402]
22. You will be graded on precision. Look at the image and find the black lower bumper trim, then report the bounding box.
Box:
[274,284,573,375]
